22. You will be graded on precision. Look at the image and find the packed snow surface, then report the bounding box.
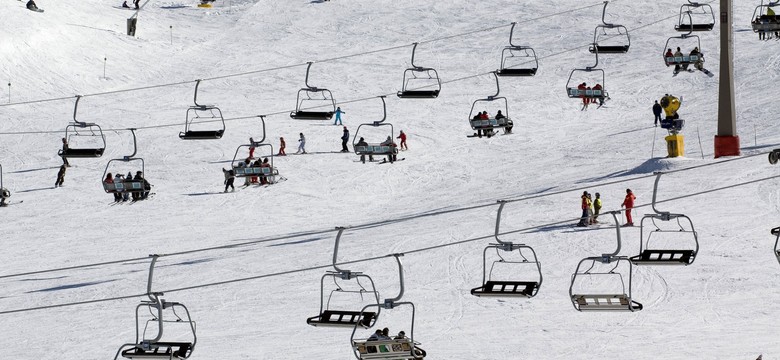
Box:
[1,0,779,358]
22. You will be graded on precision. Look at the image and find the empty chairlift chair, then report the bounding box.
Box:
[102,129,151,199]
[179,79,225,140]
[751,1,780,37]
[230,116,279,183]
[59,95,106,158]
[290,62,337,120]
[565,49,609,102]
[471,201,542,298]
[630,173,699,266]
[307,227,382,328]
[0,164,10,207]
[589,1,630,54]
[350,254,426,360]
[353,96,398,163]
[675,0,715,31]
[772,227,780,266]
[496,22,538,77]
[569,212,643,312]
[115,255,197,360]
[468,72,513,138]
[664,12,705,72]
[396,43,441,99]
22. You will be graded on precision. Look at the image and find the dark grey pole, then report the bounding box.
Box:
[714,0,740,157]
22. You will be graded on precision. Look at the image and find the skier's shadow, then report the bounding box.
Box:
[17,187,53,193]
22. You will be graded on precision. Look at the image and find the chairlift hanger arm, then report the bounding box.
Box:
[508,22,518,47]
[601,211,622,260]
[384,254,405,305]
[600,1,614,27]
[332,227,348,273]
[72,95,86,126]
[373,96,387,125]
[193,79,204,108]
[304,62,314,89]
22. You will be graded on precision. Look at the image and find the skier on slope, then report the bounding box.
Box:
[278,137,286,156]
[340,126,350,152]
[54,164,67,188]
[577,191,589,227]
[222,168,235,193]
[397,130,407,150]
[296,133,306,154]
[621,188,636,226]
[334,107,345,125]
[652,100,663,127]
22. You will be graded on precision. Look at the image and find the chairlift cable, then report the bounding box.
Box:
[0,150,768,282]
[0,0,615,110]
[2,171,778,316]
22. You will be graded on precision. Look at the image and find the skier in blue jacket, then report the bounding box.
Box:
[334,107,345,125]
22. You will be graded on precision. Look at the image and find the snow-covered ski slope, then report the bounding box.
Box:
[1,0,780,358]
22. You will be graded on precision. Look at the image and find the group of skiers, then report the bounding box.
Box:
[120,0,140,9]
[471,110,512,137]
[665,47,704,75]
[577,188,635,227]
[576,82,606,110]
[103,171,151,202]
[754,7,780,40]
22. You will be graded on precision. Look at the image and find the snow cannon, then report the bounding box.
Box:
[659,95,685,158]
[660,95,681,118]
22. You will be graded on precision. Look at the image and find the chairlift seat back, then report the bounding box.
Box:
[104,181,145,193]
[630,249,694,265]
[396,90,440,99]
[355,145,397,155]
[496,68,537,77]
[290,111,335,120]
[665,55,700,65]
[590,45,629,54]
[178,130,224,140]
[121,342,192,359]
[675,23,714,31]
[572,294,643,311]
[469,118,511,130]
[567,88,606,99]
[59,148,105,158]
[470,281,539,297]
[306,310,376,328]
[353,338,423,360]
[232,166,277,177]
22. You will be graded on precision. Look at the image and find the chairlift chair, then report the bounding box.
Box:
[565,49,608,100]
[290,62,337,120]
[102,129,149,197]
[771,227,780,266]
[59,95,106,158]
[664,14,705,71]
[630,173,699,265]
[115,255,197,360]
[397,43,441,99]
[353,96,398,161]
[569,212,643,312]
[0,164,10,207]
[752,1,780,34]
[468,72,513,138]
[230,116,279,183]
[350,254,426,360]
[179,80,225,140]
[471,201,542,298]
[675,1,715,31]
[589,1,630,54]
[496,22,538,77]
[307,227,382,328]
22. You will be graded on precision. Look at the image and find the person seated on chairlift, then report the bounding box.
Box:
[104,173,114,191]
[673,47,684,73]
[251,158,261,184]
[592,83,604,106]
[356,137,373,163]
[664,48,673,61]
[689,47,703,71]
[113,174,125,202]
[479,111,489,120]
[260,158,271,185]
[26,0,39,11]
[472,113,484,137]
[380,137,397,163]
[367,329,383,341]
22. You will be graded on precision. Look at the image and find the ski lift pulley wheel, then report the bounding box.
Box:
[769,149,780,165]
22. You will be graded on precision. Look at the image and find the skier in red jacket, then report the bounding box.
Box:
[397,130,407,151]
[621,189,636,226]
